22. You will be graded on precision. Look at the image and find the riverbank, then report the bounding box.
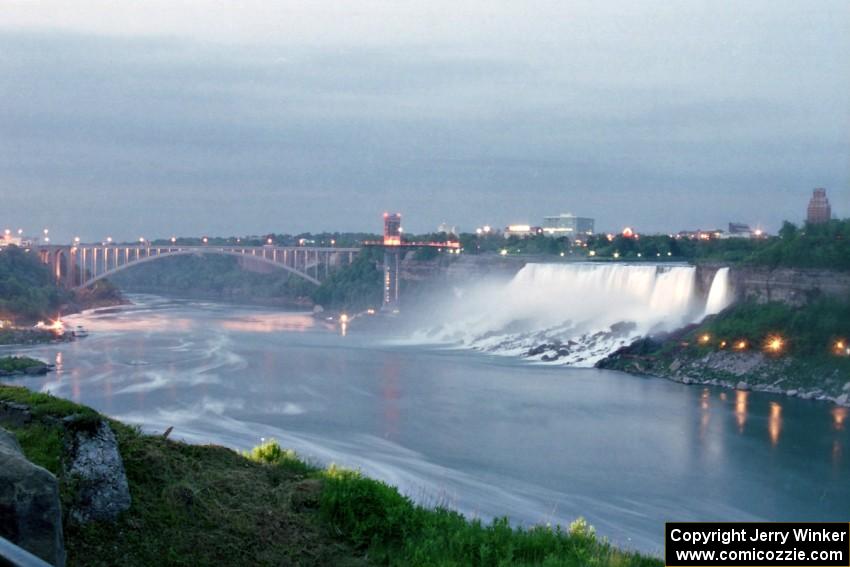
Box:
[597,331,850,406]
[0,383,660,566]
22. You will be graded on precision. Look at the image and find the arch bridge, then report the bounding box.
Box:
[37,244,359,289]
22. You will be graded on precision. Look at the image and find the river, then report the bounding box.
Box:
[3,295,848,555]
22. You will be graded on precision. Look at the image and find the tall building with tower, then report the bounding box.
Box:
[806,188,832,224]
[382,213,402,309]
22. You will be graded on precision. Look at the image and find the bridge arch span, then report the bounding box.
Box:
[80,248,323,288]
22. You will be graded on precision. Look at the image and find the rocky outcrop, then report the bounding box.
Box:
[65,420,131,524]
[0,427,66,567]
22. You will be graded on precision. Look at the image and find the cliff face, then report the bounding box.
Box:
[696,263,850,307]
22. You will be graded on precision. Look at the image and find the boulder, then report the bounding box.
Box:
[835,393,849,407]
[735,381,750,391]
[0,401,33,428]
[65,420,131,524]
[0,427,65,567]
[843,382,850,392]
[24,365,49,376]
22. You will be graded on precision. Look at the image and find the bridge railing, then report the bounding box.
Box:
[0,535,54,567]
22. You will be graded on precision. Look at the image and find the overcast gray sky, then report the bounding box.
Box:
[1,1,848,241]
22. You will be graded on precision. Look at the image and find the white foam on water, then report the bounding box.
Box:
[412,263,721,366]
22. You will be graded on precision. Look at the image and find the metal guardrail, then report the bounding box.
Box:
[0,536,53,567]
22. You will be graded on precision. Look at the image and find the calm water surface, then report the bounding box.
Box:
[3,295,848,554]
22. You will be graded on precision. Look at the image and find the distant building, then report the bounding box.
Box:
[437,222,458,235]
[504,224,541,238]
[723,222,752,238]
[806,188,831,224]
[541,213,594,236]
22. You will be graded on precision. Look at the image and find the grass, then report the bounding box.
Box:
[0,384,662,567]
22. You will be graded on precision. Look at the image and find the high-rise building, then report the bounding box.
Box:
[541,213,594,236]
[806,188,831,224]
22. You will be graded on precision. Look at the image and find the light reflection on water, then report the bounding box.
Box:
[3,295,848,555]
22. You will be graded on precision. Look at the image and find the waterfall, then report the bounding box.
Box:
[704,267,733,316]
[415,262,725,367]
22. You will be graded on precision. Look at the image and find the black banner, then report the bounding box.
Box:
[666,522,850,567]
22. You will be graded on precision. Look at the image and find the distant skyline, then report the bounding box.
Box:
[1,1,848,242]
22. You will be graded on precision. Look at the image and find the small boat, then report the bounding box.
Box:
[73,326,89,338]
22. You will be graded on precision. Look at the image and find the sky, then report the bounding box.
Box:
[1,1,848,242]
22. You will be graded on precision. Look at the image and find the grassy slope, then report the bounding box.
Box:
[0,384,661,567]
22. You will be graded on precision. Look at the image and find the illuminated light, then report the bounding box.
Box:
[499,249,508,256]
[656,252,661,257]
[202,237,208,244]
[719,340,727,349]
[636,252,642,257]
[139,237,145,243]
[44,237,50,243]
[171,237,177,243]
[699,333,711,345]
[267,238,273,244]
[588,250,596,257]
[834,339,847,356]
[764,335,784,354]
[667,251,672,256]
[834,407,847,430]
[734,340,748,351]
[483,225,491,233]
[339,313,349,323]
[622,227,634,238]
[613,251,620,259]
[508,224,531,232]
[330,239,336,245]
[475,228,483,235]
[106,236,112,243]
[74,236,80,243]
[606,233,614,242]
[366,308,376,315]
[559,252,565,257]
[3,229,9,235]
[754,229,763,237]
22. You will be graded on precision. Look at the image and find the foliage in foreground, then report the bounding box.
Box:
[318,464,658,567]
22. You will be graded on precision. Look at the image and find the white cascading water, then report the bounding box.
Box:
[703,267,733,316]
[416,263,730,367]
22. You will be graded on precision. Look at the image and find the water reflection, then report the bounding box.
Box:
[734,390,748,432]
[220,314,317,333]
[699,389,710,438]
[833,407,847,431]
[768,402,782,446]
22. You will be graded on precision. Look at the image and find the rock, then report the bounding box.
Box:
[65,420,131,524]
[835,394,849,407]
[787,389,798,397]
[669,359,682,373]
[0,427,66,566]
[24,365,49,376]
[0,401,33,428]
[843,382,850,392]
[735,381,750,391]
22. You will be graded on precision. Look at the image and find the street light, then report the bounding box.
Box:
[171,236,177,244]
